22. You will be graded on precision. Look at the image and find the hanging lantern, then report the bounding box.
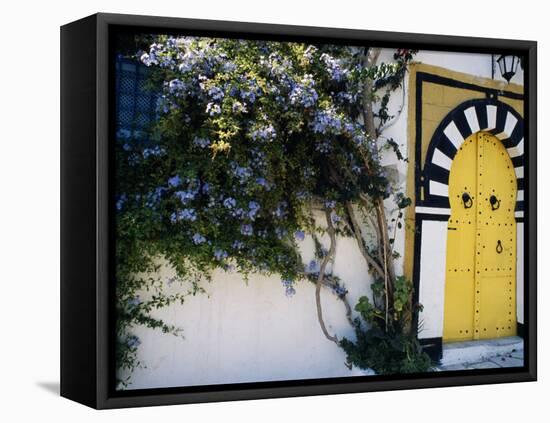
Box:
[496,54,520,83]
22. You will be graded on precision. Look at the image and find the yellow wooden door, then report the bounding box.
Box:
[443,132,517,342]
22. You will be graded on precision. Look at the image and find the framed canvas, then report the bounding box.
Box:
[60,13,537,409]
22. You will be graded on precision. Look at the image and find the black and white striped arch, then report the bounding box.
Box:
[420,99,524,217]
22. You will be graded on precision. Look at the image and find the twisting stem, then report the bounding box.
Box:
[359,47,397,331]
[345,201,385,279]
[340,294,354,327]
[360,194,394,329]
[315,208,339,344]
[368,214,384,265]
[382,216,389,330]
[361,47,382,138]
[376,200,396,284]
[308,272,355,328]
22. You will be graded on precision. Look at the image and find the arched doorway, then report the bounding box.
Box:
[443,132,517,342]
[410,94,525,360]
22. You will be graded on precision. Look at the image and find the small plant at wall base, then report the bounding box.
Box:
[340,276,432,374]
[115,35,428,385]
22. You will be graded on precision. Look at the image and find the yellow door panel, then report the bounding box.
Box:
[476,132,517,340]
[443,272,475,341]
[478,275,516,339]
[478,227,515,278]
[443,132,517,342]
[443,134,477,342]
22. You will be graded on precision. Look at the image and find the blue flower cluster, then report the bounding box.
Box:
[289,74,318,108]
[265,52,292,78]
[142,146,165,158]
[247,201,261,219]
[156,95,174,115]
[294,230,305,241]
[232,101,248,113]
[249,148,268,170]
[140,43,166,67]
[343,122,356,134]
[336,91,355,104]
[331,284,347,297]
[273,202,287,218]
[213,249,228,260]
[255,177,268,188]
[311,108,343,134]
[223,61,237,73]
[241,224,253,236]
[281,279,296,297]
[116,128,132,140]
[168,175,182,187]
[320,53,346,81]
[239,78,259,104]
[250,124,276,142]
[275,227,288,239]
[192,233,206,244]
[168,79,187,96]
[145,187,165,208]
[315,140,332,154]
[127,295,141,307]
[116,194,127,211]
[223,197,237,209]
[229,207,245,219]
[206,102,221,116]
[126,335,141,348]
[232,240,245,250]
[241,89,257,104]
[171,208,197,222]
[193,137,211,149]
[208,86,225,101]
[231,164,252,183]
[162,37,220,77]
[303,45,318,62]
[306,260,318,273]
[352,130,368,147]
[174,189,197,204]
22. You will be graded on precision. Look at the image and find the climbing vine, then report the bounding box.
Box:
[115,35,429,386]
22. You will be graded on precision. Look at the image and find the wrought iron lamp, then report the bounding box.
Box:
[496,54,521,83]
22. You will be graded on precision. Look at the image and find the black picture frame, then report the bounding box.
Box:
[60,12,537,409]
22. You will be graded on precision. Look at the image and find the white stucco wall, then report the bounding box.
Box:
[121,230,375,390]
[121,49,525,389]
[417,221,448,339]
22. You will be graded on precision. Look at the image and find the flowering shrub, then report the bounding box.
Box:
[340,277,432,374]
[115,35,419,385]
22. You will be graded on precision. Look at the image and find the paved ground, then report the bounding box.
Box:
[434,346,524,371]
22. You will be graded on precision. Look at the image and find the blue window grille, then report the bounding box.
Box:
[114,57,159,143]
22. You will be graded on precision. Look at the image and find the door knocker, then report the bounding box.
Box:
[490,195,500,211]
[496,240,503,254]
[462,192,473,209]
